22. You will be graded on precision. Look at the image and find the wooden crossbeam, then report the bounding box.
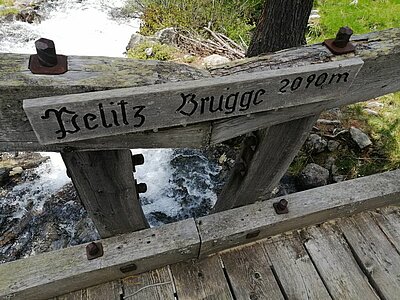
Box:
[0,169,399,299]
[23,59,362,145]
[0,28,399,151]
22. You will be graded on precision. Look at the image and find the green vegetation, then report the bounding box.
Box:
[339,95,400,177]
[127,41,178,61]
[124,0,263,44]
[0,0,18,16]
[308,0,400,43]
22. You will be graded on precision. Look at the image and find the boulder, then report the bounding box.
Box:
[327,140,340,152]
[0,168,9,185]
[202,54,230,68]
[126,33,156,51]
[154,27,177,45]
[299,163,330,189]
[306,134,327,153]
[350,127,372,149]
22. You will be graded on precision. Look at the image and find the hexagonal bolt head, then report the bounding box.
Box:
[35,38,58,67]
[136,183,147,194]
[333,26,353,48]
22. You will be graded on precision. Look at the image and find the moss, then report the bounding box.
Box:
[127,41,178,61]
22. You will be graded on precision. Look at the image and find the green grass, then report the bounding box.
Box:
[308,0,400,43]
[0,0,18,16]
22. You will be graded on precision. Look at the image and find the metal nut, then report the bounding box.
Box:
[273,199,289,214]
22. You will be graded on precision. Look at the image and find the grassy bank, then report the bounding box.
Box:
[0,0,18,17]
[308,0,400,43]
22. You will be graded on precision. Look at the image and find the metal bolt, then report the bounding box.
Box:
[87,242,100,256]
[86,242,103,260]
[273,199,289,214]
[333,26,353,48]
[132,154,145,166]
[136,182,147,193]
[35,38,58,67]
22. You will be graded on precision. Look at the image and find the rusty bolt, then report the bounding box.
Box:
[333,26,353,48]
[132,154,145,166]
[136,182,147,193]
[86,242,103,260]
[273,199,289,214]
[35,38,58,67]
[323,26,355,55]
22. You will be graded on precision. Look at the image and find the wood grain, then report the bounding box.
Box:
[214,115,319,211]
[0,219,199,300]
[0,29,399,151]
[122,267,174,300]
[304,224,379,299]
[340,213,400,299]
[197,169,400,257]
[171,255,233,299]
[55,281,122,300]
[264,234,331,299]
[220,244,284,299]
[62,150,148,237]
[23,59,362,144]
[371,206,400,252]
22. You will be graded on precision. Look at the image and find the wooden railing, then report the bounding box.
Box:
[0,28,399,237]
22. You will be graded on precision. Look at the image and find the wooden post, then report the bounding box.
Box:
[62,150,149,237]
[214,115,318,211]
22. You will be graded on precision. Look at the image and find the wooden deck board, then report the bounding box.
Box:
[220,243,284,300]
[371,206,400,252]
[46,205,400,300]
[170,255,233,300]
[303,224,379,299]
[264,233,332,299]
[55,281,122,300]
[121,267,174,300]
[340,213,400,299]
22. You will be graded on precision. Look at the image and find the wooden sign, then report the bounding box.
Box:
[23,58,363,145]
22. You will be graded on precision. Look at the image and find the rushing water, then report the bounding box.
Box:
[0,0,221,262]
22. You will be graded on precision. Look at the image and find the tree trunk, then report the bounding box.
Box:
[247,0,314,56]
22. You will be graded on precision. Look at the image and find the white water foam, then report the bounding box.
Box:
[0,0,140,56]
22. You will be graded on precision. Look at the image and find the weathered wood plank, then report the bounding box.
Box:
[197,169,400,257]
[304,224,379,299]
[23,59,362,144]
[0,29,399,151]
[170,256,233,299]
[264,233,331,299]
[62,150,148,237]
[214,115,319,211]
[340,213,400,299]
[55,281,122,300]
[122,267,174,300]
[371,206,400,251]
[0,54,211,151]
[220,243,284,299]
[0,219,199,300]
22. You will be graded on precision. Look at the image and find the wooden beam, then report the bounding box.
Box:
[62,150,149,237]
[23,59,362,144]
[0,219,199,300]
[197,169,400,258]
[213,115,319,211]
[0,171,398,299]
[0,29,399,151]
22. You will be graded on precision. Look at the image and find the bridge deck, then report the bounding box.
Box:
[52,205,400,300]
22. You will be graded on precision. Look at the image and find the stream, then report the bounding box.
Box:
[0,0,222,263]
